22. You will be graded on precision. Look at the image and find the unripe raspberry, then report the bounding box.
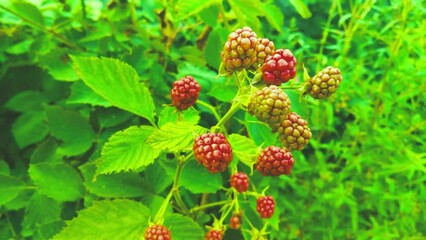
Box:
[261,49,296,85]
[256,146,294,176]
[274,112,312,151]
[205,229,223,240]
[256,196,275,218]
[170,76,201,110]
[230,172,249,192]
[248,85,291,125]
[144,224,172,240]
[306,66,342,99]
[221,27,258,72]
[256,38,275,66]
[229,212,242,229]
[193,133,233,173]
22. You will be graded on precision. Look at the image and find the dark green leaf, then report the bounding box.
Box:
[4,90,47,112]
[0,174,25,205]
[181,160,222,194]
[12,111,49,149]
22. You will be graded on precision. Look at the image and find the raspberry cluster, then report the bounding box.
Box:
[193,133,233,173]
[144,224,172,240]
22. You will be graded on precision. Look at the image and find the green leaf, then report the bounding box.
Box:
[70,56,155,123]
[80,163,150,198]
[12,111,49,149]
[7,2,44,25]
[245,113,279,146]
[67,81,112,107]
[164,214,204,240]
[146,122,207,152]
[29,163,84,202]
[46,106,95,156]
[204,27,222,69]
[262,3,284,32]
[96,107,132,128]
[228,0,262,31]
[22,192,62,235]
[34,221,65,240]
[31,138,62,164]
[97,126,160,175]
[4,90,47,112]
[145,160,173,194]
[38,49,79,81]
[181,160,222,194]
[158,106,200,128]
[0,174,25,205]
[289,0,312,19]
[207,80,238,102]
[228,134,258,168]
[53,200,150,240]
[0,160,9,175]
[176,0,219,21]
[5,39,34,55]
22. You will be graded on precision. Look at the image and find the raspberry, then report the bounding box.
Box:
[205,229,223,240]
[256,146,294,176]
[274,112,312,151]
[256,38,275,66]
[221,26,258,72]
[170,76,201,110]
[248,85,291,125]
[229,212,242,229]
[144,224,172,240]
[193,133,233,173]
[230,172,249,192]
[261,49,297,85]
[256,196,275,218]
[306,66,342,99]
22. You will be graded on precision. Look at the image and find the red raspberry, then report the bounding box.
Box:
[170,76,201,110]
[256,146,294,176]
[229,213,242,229]
[230,172,249,192]
[261,49,297,85]
[205,229,223,240]
[144,224,172,240]
[193,133,233,173]
[256,196,275,218]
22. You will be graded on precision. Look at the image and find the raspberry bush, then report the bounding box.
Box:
[1,1,425,240]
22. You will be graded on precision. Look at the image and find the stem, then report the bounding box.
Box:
[172,161,189,214]
[153,188,174,224]
[219,201,234,223]
[218,2,230,29]
[213,101,242,130]
[189,200,229,213]
[196,100,221,122]
[5,212,16,237]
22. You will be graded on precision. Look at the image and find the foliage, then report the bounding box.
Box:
[0,0,425,239]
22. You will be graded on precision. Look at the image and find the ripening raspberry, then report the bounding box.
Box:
[144,224,172,240]
[256,146,294,176]
[170,76,201,110]
[256,196,275,218]
[193,133,233,173]
[230,172,249,192]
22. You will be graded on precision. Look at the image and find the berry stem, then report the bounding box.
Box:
[189,200,229,213]
[153,186,174,224]
[196,100,221,122]
[219,201,235,223]
[172,160,190,214]
[213,101,242,130]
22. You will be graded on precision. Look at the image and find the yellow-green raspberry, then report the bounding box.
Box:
[221,27,258,72]
[274,112,312,151]
[307,66,342,99]
[256,38,275,65]
[248,85,291,126]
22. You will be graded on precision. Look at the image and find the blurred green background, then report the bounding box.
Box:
[0,0,425,239]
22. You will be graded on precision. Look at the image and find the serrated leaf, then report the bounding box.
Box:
[4,90,47,112]
[176,0,219,21]
[158,106,200,128]
[289,0,312,19]
[245,113,279,146]
[12,111,49,149]
[67,81,112,107]
[0,174,25,205]
[164,214,204,240]
[53,200,150,240]
[96,126,160,175]
[45,106,95,156]
[80,163,150,198]
[70,55,155,123]
[38,49,79,81]
[29,163,84,202]
[146,122,207,152]
[228,134,258,168]
[181,160,222,194]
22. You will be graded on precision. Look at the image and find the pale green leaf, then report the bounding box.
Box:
[228,134,258,168]
[289,0,312,19]
[176,0,219,21]
[228,0,262,31]
[164,214,204,240]
[12,111,49,149]
[29,163,84,202]
[262,3,284,32]
[0,174,25,205]
[146,122,207,152]
[181,160,222,194]
[67,81,112,107]
[53,200,150,240]
[158,106,200,128]
[5,39,34,55]
[4,90,47,112]
[96,126,160,175]
[6,2,44,26]
[245,113,279,146]
[204,27,222,69]
[45,106,95,156]
[70,56,155,123]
